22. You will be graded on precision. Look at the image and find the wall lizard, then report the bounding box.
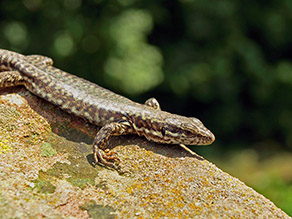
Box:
[0,49,215,169]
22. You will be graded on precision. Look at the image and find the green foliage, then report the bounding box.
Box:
[104,9,164,94]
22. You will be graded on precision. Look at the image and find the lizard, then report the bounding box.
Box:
[0,49,215,169]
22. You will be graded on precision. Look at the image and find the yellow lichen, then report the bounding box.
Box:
[0,139,12,154]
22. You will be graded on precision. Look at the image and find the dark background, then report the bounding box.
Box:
[1,0,292,215]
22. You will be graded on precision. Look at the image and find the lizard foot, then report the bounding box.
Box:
[93,148,120,169]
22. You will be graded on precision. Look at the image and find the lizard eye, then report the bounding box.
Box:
[161,127,166,136]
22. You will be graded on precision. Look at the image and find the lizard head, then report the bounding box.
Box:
[137,112,215,145]
[159,116,215,145]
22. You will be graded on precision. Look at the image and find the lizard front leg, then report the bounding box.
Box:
[93,121,131,169]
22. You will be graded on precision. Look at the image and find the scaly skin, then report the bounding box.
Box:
[0,49,215,169]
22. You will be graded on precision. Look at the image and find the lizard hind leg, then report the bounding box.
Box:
[93,121,131,169]
[0,71,25,88]
[144,97,161,110]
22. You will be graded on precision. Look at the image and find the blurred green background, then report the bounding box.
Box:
[1,0,292,215]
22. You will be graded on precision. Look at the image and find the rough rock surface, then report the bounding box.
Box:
[0,88,290,219]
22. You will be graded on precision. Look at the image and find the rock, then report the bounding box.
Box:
[0,88,290,218]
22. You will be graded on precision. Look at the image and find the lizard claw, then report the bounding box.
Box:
[104,149,119,158]
[93,148,120,169]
